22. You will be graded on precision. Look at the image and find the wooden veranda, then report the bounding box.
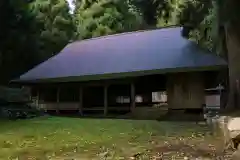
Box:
[28,71,221,116]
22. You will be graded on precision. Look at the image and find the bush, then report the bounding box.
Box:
[0,86,45,120]
[0,102,45,120]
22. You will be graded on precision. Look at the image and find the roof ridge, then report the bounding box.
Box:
[71,25,182,44]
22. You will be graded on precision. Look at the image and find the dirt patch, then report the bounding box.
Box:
[145,140,234,160]
[154,143,217,158]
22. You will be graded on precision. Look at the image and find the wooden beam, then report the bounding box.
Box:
[104,85,108,116]
[130,82,135,112]
[79,87,83,115]
[56,88,60,114]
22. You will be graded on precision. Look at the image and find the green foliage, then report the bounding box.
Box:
[74,0,143,39]
[187,2,218,51]
[174,0,220,52]
[31,0,75,59]
[0,0,40,83]
[130,0,177,27]
[180,0,240,54]
[178,0,212,27]
[0,0,74,83]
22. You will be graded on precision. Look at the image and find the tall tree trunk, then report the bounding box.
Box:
[225,24,240,110]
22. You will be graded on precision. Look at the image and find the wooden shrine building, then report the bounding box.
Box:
[11,27,227,116]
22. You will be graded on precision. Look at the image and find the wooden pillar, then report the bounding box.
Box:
[146,92,152,104]
[104,85,108,116]
[79,87,83,115]
[130,82,135,112]
[36,90,39,109]
[56,88,60,114]
[29,88,32,101]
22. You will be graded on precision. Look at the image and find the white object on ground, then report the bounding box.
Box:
[227,117,240,139]
[228,118,240,131]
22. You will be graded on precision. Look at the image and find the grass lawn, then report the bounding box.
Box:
[0,116,228,159]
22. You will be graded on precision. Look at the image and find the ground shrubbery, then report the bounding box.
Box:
[0,87,45,120]
[0,99,45,120]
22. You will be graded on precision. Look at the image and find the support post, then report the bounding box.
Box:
[36,90,39,109]
[130,82,135,112]
[56,88,60,114]
[79,87,83,115]
[104,85,108,116]
[29,88,32,101]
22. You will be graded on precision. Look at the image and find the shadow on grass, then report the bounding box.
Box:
[0,115,50,132]
[0,111,208,136]
[47,110,205,122]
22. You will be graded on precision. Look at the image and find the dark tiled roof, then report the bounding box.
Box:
[16,27,227,83]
